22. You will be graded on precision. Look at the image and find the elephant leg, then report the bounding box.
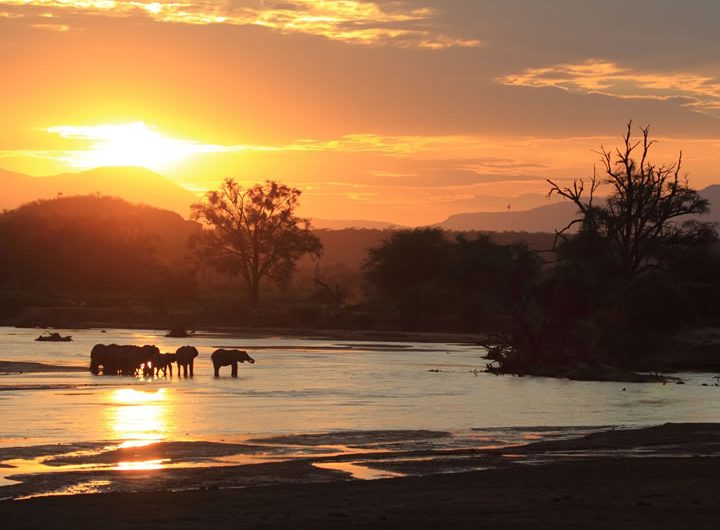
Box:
[213,361,220,378]
[231,361,238,378]
[189,360,194,377]
[169,364,173,377]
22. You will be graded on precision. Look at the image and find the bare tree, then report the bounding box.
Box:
[547,121,713,279]
[191,179,322,305]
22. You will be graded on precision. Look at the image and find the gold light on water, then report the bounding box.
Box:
[112,387,165,404]
[114,459,168,471]
[107,388,172,445]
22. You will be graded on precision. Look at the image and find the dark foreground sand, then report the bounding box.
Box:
[1,457,717,529]
[2,424,720,529]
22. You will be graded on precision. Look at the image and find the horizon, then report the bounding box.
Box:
[7,162,720,226]
[3,1,720,225]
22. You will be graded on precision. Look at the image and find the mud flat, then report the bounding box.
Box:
[1,424,720,529]
[1,456,718,529]
[0,361,86,375]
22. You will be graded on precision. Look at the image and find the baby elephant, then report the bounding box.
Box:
[211,349,255,377]
[152,352,176,377]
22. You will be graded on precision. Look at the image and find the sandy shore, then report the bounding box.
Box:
[1,424,719,529]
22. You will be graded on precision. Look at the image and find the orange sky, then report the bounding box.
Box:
[2,1,720,225]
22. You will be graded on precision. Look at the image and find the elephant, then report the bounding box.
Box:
[175,346,199,377]
[90,344,159,376]
[152,352,176,377]
[211,349,255,377]
[90,344,119,375]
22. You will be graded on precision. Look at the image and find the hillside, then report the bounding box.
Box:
[2,195,201,263]
[0,167,199,218]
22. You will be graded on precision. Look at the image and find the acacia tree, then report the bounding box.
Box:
[191,179,322,305]
[548,121,714,279]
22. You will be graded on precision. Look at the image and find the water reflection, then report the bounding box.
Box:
[115,459,169,471]
[313,461,405,480]
[107,388,173,445]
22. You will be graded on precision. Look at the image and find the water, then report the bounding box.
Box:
[1,326,719,448]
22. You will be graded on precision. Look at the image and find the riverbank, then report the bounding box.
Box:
[0,361,86,374]
[6,322,486,346]
[2,423,719,529]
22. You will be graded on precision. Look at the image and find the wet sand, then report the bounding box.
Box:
[0,361,86,374]
[1,424,720,529]
[1,457,718,529]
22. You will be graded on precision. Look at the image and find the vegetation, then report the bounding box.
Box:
[363,228,541,331]
[0,196,196,305]
[2,142,720,379]
[548,122,713,280]
[190,179,322,306]
[486,123,720,377]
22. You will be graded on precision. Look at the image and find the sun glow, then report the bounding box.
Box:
[47,122,228,171]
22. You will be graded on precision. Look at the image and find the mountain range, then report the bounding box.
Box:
[3,167,720,233]
[435,185,720,232]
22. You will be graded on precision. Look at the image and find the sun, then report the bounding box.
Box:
[47,122,223,171]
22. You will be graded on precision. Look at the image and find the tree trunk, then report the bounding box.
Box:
[249,278,261,307]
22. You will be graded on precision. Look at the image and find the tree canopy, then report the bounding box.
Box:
[191,179,322,305]
[363,228,541,330]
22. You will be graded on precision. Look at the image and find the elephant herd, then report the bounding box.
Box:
[89,344,255,378]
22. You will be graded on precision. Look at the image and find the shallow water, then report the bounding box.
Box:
[1,326,720,497]
[1,326,720,447]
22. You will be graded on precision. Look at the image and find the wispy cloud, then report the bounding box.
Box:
[0,1,481,48]
[501,59,720,114]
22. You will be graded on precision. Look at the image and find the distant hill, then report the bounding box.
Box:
[436,185,720,232]
[3,195,201,263]
[311,218,405,230]
[701,185,720,219]
[436,202,577,232]
[0,167,199,218]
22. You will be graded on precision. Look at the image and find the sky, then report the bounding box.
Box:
[2,0,720,225]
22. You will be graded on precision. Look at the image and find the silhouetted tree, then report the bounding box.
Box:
[191,179,322,305]
[363,229,541,331]
[363,228,454,298]
[548,121,715,279]
[490,123,719,376]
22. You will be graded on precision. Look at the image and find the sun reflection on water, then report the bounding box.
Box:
[115,459,169,471]
[107,388,174,447]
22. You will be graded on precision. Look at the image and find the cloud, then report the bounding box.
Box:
[501,60,720,115]
[30,22,69,31]
[0,0,481,48]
